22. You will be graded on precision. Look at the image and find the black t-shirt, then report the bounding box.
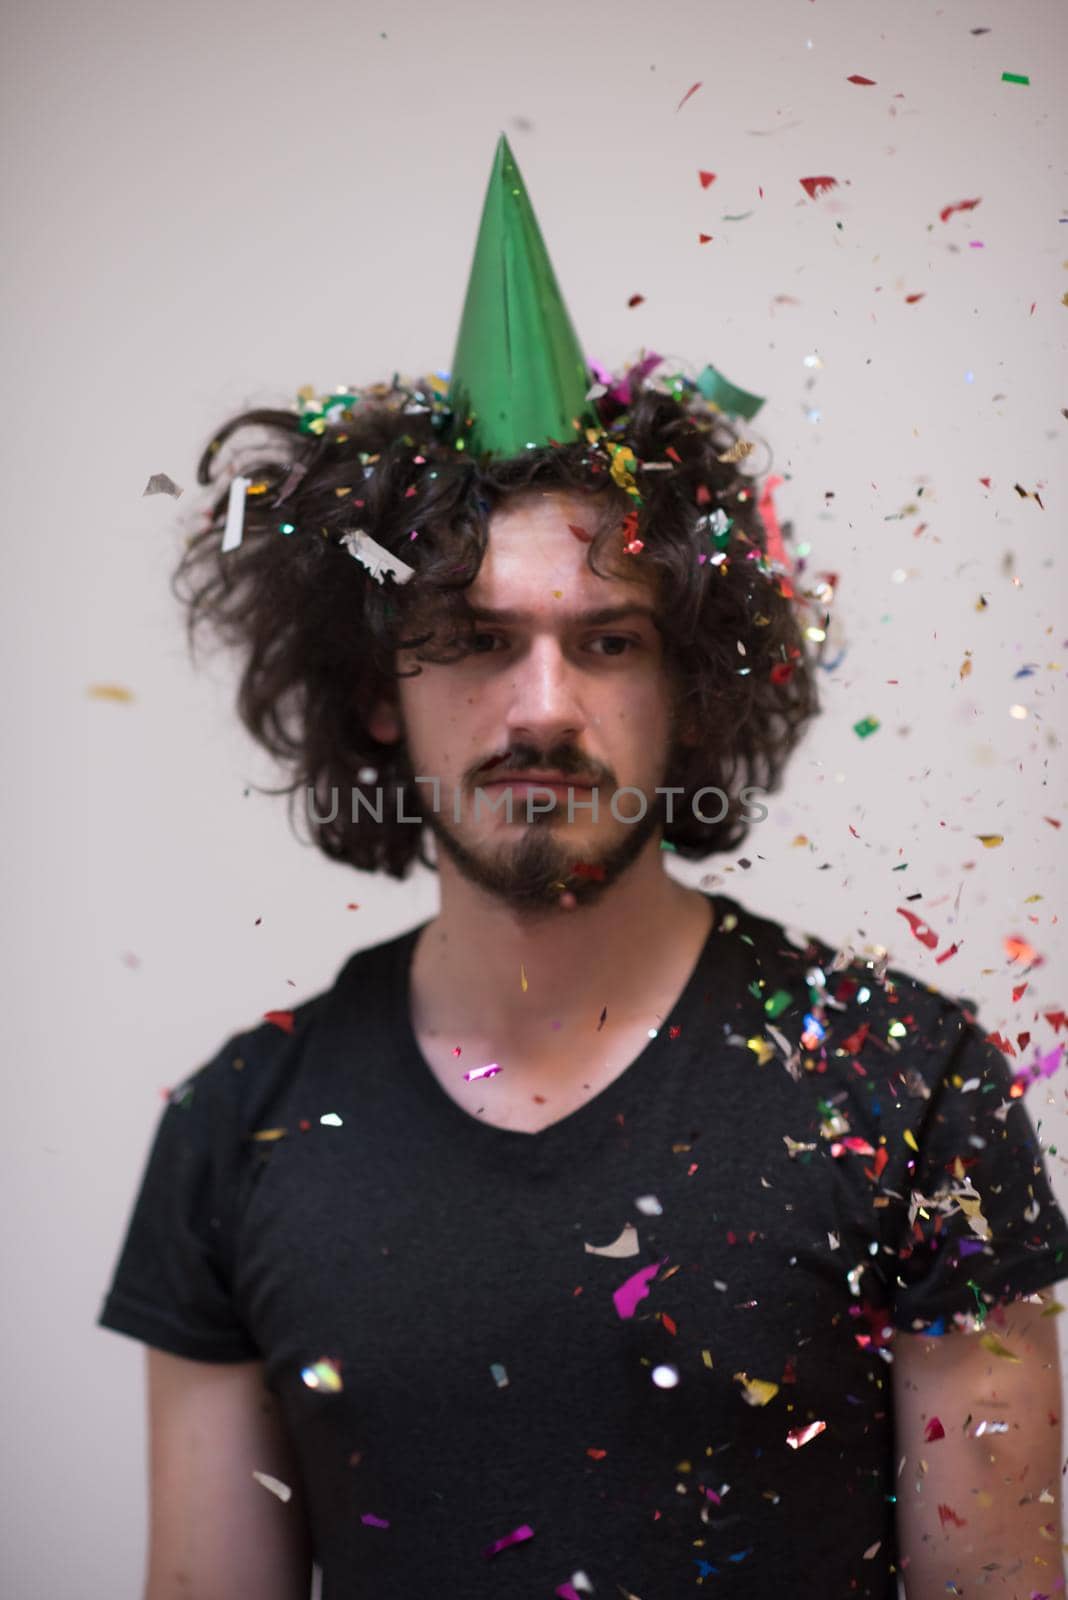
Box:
[97,892,1068,1597]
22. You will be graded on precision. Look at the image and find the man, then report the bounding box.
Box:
[98,137,1067,1598]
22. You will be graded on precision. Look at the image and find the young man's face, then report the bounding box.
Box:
[377,489,690,912]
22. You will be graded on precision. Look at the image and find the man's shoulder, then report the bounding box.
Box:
[172,919,425,1124]
[716,891,977,1085]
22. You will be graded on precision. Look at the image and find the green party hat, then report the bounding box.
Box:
[446,134,600,458]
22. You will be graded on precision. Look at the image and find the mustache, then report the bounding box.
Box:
[472,744,610,786]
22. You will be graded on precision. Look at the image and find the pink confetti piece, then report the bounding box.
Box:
[613,1259,666,1319]
[799,175,838,199]
[924,1416,945,1441]
[361,1512,390,1528]
[482,1523,534,1558]
[676,81,702,112]
[786,1419,826,1449]
[463,1061,501,1083]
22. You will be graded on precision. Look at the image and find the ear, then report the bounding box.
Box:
[367,696,402,744]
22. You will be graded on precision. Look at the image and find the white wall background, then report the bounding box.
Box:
[3,0,1065,1593]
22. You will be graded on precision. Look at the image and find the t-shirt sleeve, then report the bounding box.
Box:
[892,1006,1068,1333]
[95,1031,262,1363]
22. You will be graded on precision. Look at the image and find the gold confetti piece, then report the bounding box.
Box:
[250,1126,287,1142]
[903,1128,919,1152]
[252,1470,292,1502]
[979,1331,1021,1361]
[746,1035,776,1066]
[87,683,135,702]
[734,1372,779,1407]
[717,440,755,464]
[975,834,1004,847]
[520,963,528,993]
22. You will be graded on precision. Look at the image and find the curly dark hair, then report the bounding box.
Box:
[171,373,823,878]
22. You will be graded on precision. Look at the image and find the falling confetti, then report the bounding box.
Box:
[483,1524,535,1558]
[263,1010,295,1032]
[786,1420,826,1448]
[853,716,880,738]
[252,1470,292,1501]
[698,169,717,187]
[846,74,877,85]
[676,81,703,111]
[88,684,135,702]
[799,176,838,199]
[143,472,182,497]
[940,197,982,223]
[896,908,939,950]
[734,1373,779,1407]
[1000,70,1030,85]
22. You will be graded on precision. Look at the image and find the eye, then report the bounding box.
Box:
[590,634,638,657]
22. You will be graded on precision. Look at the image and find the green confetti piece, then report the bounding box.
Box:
[695,362,766,420]
[1001,70,1030,85]
[764,988,795,1019]
[853,716,881,739]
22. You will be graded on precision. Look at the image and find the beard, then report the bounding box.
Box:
[402,704,690,915]
[421,784,666,916]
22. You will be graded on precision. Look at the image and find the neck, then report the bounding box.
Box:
[411,840,714,1043]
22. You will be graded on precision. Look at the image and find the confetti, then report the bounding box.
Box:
[1000,70,1030,85]
[799,176,838,199]
[786,1419,826,1448]
[975,834,1004,848]
[143,472,182,497]
[853,716,880,738]
[301,1356,344,1392]
[734,1373,779,1407]
[585,1223,640,1259]
[924,1416,945,1441]
[676,81,702,111]
[698,169,717,187]
[339,529,415,586]
[940,197,982,223]
[846,74,877,85]
[87,684,135,702]
[252,1470,292,1501]
[979,1331,1021,1362]
[483,1523,534,1558]
[896,908,939,950]
[221,475,252,553]
[613,1259,664,1318]
[361,1512,390,1529]
[263,1009,295,1032]
[463,1061,502,1083]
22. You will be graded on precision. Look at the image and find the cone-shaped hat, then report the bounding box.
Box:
[447,135,599,458]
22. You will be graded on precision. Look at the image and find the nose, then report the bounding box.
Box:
[503,635,585,751]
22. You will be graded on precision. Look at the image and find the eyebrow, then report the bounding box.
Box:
[464,604,660,626]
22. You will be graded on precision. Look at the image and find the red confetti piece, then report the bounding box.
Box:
[1004,935,1036,963]
[934,942,960,964]
[586,1447,606,1460]
[939,197,982,223]
[846,74,877,85]
[769,661,794,685]
[567,522,594,543]
[839,1022,870,1055]
[1044,817,1062,829]
[799,175,838,199]
[1045,1010,1067,1033]
[1012,983,1029,1001]
[661,1313,678,1336]
[987,1031,1017,1059]
[938,1504,967,1529]
[676,81,702,112]
[864,1147,890,1183]
[924,1416,945,1442]
[979,477,992,488]
[905,293,926,304]
[263,1010,295,1032]
[627,293,645,308]
[698,169,717,187]
[698,233,714,244]
[896,908,939,949]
